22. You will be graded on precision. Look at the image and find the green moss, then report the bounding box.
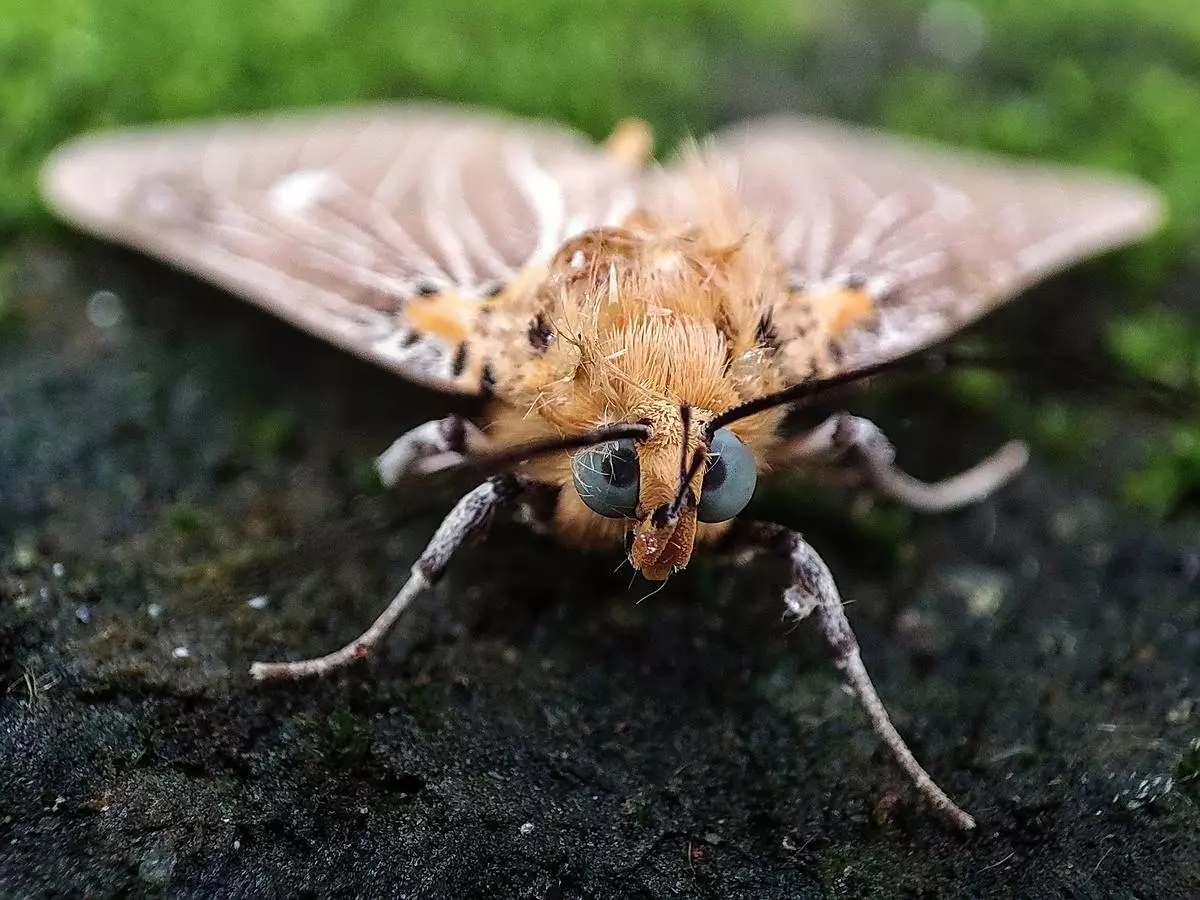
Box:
[243,407,300,464]
[1120,426,1200,517]
[324,707,376,766]
[6,0,1200,512]
[5,0,1200,253]
[0,0,818,239]
[163,502,213,538]
[1108,313,1200,390]
[0,258,21,338]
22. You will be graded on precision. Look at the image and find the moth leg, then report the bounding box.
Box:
[250,475,526,682]
[729,522,977,831]
[778,413,1028,513]
[375,415,488,487]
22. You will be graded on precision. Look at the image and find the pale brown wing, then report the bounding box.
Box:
[692,117,1165,377]
[40,105,646,393]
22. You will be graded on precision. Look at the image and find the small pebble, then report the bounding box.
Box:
[75,605,91,624]
[52,562,66,578]
[147,603,164,619]
[13,542,37,571]
[86,290,125,329]
[519,822,534,836]
[247,595,269,610]
[172,646,190,660]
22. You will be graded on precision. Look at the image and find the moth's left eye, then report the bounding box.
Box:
[697,429,757,523]
[573,439,641,518]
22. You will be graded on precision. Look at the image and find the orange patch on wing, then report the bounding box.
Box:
[403,293,482,343]
[823,287,876,337]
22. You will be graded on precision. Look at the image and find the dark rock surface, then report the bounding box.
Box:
[2,242,1197,898]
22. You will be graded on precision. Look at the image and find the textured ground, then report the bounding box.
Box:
[1,239,1197,898]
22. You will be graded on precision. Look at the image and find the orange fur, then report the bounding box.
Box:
[466,162,856,577]
[402,293,479,343]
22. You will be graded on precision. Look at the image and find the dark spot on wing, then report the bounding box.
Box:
[528,313,553,352]
[756,311,779,349]
[450,341,469,378]
[480,363,496,397]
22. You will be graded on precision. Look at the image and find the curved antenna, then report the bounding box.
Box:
[418,421,652,481]
[657,344,1199,523]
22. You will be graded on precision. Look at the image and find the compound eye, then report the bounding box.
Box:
[572,439,641,518]
[696,428,757,523]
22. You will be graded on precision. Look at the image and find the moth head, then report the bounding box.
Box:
[571,405,758,580]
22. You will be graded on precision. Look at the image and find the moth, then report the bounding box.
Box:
[40,105,1163,830]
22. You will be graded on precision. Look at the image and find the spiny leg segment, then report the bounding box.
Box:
[735,522,977,831]
[375,415,489,487]
[779,413,1028,513]
[249,475,527,682]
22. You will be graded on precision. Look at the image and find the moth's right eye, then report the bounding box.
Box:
[572,439,640,518]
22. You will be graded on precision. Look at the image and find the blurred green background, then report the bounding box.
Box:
[3,0,1200,513]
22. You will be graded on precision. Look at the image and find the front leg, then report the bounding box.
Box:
[375,415,489,487]
[776,413,1027,513]
[250,475,527,682]
[732,522,977,831]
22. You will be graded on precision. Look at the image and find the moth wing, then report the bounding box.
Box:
[41,105,646,393]
[691,117,1164,376]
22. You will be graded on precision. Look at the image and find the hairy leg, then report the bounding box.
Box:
[375,415,489,487]
[250,475,526,682]
[776,412,1027,513]
[730,521,977,830]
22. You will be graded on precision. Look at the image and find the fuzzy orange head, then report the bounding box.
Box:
[482,185,822,580]
[577,402,712,581]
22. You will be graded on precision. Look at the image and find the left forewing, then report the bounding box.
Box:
[40,105,647,393]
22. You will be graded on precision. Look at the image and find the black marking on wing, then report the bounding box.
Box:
[450,342,469,378]
[480,363,497,398]
[528,313,553,352]
[756,311,779,350]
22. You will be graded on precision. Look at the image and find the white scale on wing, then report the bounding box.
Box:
[266,169,337,216]
[261,171,411,305]
[372,326,454,376]
[837,193,910,274]
[421,128,477,288]
[596,185,639,233]
[505,143,566,266]
[371,124,450,282]
[439,136,516,283]
[802,155,837,282]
